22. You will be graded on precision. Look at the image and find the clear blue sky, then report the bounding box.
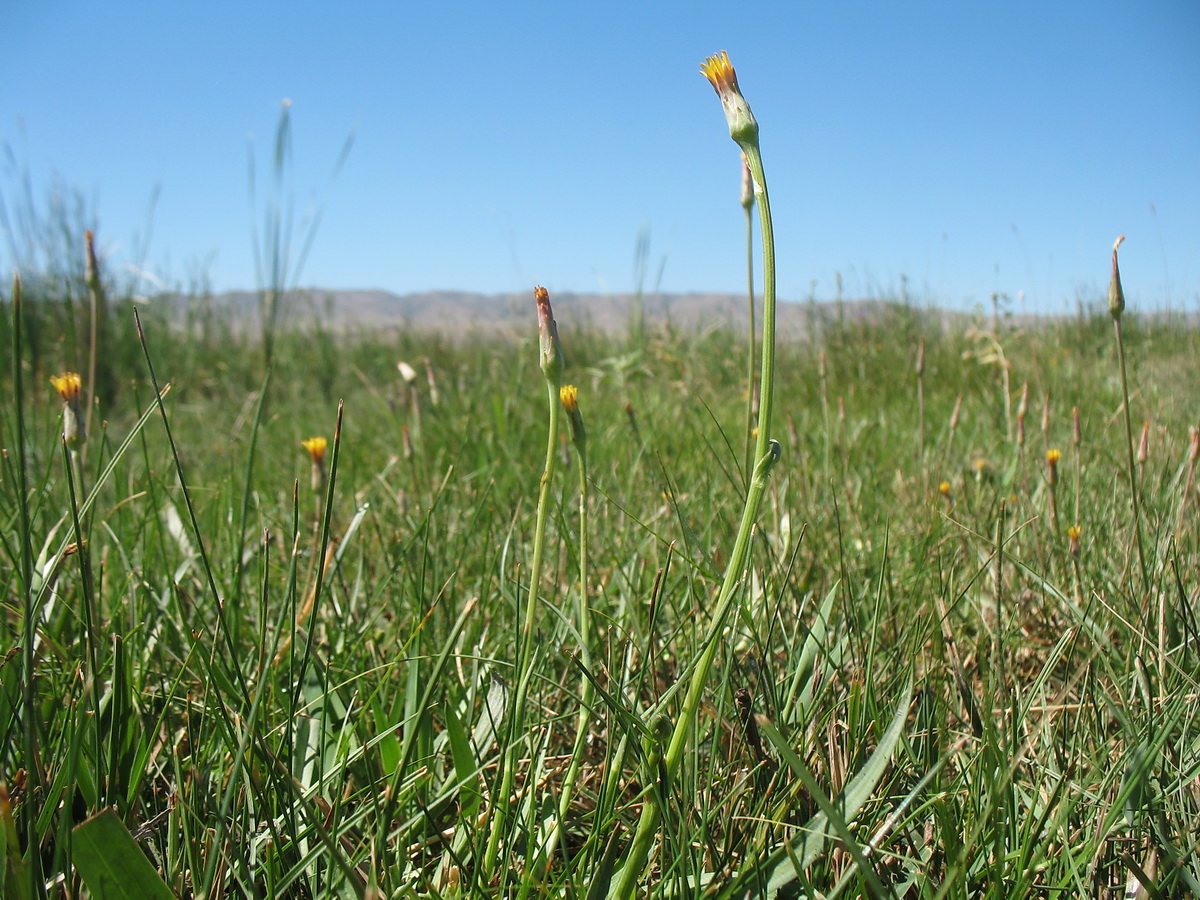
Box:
[4,0,1198,313]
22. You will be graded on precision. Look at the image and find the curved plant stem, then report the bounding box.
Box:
[609,94,781,899]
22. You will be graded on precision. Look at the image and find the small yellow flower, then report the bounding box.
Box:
[1067,525,1082,558]
[1046,447,1061,485]
[560,384,578,413]
[50,372,86,445]
[700,51,759,147]
[301,436,328,493]
[50,372,83,402]
[301,436,328,463]
[700,50,739,95]
[938,480,951,497]
[560,384,586,449]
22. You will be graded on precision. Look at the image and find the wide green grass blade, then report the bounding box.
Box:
[72,809,175,900]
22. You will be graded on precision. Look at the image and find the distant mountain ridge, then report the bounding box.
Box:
[156,288,980,339]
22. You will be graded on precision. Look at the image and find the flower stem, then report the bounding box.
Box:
[743,191,757,484]
[609,72,781,898]
[483,374,561,878]
[1114,316,1150,594]
[541,416,592,869]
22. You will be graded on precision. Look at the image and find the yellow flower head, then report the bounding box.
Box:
[560,384,587,448]
[301,436,328,464]
[50,372,83,402]
[1067,525,1082,557]
[1046,448,1061,466]
[700,51,759,147]
[938,480,951,497]
[700,50,741,97]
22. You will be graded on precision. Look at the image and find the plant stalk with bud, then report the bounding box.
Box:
[1046,448,1061,533]
[612,50,784,898]
[484,286,564,878]
[539,383,594,870]
[1108,235,1149,592]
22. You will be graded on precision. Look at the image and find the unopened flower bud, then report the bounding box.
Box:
[397,361,418,384]
[423,358,440,407]
[534,286,564,384]
[739,153,754,211]
[1108,235,1126,319]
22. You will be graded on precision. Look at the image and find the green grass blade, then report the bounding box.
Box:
[72,809,175,900]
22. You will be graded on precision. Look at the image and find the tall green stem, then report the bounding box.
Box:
[1114,317,1149,594]
[1107,237,1149,599]
[743,191,757,484]
[483,375,561,876]
[539,391,592,873]
[609,54,781,897]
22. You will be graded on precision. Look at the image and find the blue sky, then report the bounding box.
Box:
[4,1,1198,313]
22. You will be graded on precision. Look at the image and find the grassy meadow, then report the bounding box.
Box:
[3,54,1199,900]
[2,274,1199,898]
